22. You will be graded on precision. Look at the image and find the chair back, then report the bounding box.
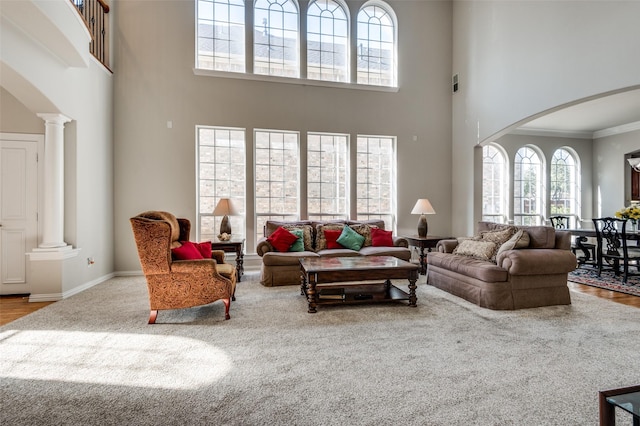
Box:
[592,217,628,258]
[549,216,569,229]
[130,216,173,275]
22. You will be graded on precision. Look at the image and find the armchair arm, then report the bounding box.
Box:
[436,239,459,253]
[256,237,275,257]
[497,249,577,275]
[211,250,226,264]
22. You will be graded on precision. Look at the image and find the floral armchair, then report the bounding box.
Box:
[130,211,237,323]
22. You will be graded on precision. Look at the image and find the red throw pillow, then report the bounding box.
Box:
[324,229,343,249]
[371,228,394,247]
[196,241,212,258]
[267,227,299,252]
[171,241,204,260]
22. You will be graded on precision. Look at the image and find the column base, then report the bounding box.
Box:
[27,246,80,301]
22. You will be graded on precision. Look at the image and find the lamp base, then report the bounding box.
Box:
[417,214,428,238]
[220,215,232,235]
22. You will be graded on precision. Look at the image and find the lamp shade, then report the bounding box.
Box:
[213,198,239,216]
[628,157,640,172]
[411,199,436,215]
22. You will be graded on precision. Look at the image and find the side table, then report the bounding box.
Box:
[402,235,451,275]
[599,385,640,426]
[211,239,245,282]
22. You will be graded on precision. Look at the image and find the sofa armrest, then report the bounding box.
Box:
[497,249,577,275]
[436,239,459,253]
[393,236,409,248]
[256,237,275,257]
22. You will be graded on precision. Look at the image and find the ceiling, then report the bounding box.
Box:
[516,88,640,138]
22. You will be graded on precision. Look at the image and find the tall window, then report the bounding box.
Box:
[514,146,544,226]
[356,2,396,87]
[307,0,349,82]
[307,132,349,220]
[197,126,246,240]
[482,143,508,224]
[254,129,300,240]
[356,135,395,229]
[550,148,579,228]
[196,0,246,72]
[254,0,299,77]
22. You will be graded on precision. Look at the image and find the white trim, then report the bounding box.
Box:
[593,120,640,139]
[28,272,115,302]
[193,67,398,92]
[511,127,593,139]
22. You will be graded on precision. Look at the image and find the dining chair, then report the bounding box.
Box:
[550,215,596,267]
[592,217,640,283]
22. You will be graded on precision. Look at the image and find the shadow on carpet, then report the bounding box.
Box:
[568,266,640,296]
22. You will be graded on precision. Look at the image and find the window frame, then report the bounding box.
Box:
[550,147,580,228]
[482,143,509,224]
[513,145,545,226]
[306,0,350,83]
[196,0,246,73]
[356,0,398,87]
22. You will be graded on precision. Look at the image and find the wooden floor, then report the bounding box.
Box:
[0,282,638,326]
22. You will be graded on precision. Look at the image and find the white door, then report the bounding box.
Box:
[1,137,39,295]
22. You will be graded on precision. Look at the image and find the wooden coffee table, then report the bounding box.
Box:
[299,256,420,313]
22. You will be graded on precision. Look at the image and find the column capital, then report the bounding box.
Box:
[36,113,72,125]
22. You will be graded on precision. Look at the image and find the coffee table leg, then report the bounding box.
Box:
[300,271,307,295]
[408,272,418,307]
[307,273,317,313]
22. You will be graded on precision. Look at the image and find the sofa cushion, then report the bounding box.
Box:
[358,246,412,261]
[428,252,508,283]
[262,251,320,266]
[267,227,299,252]
[518,226,556,249]
[323,229,343,249]
[288,229,304,252]
[316,224,345,250]
[315,248,361,258]
[371,228,394,246]
[349,224,374,247]
[452,239,498,262]
[337,225,365,250]
[496,230,530,257]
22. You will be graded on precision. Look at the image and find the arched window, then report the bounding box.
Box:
[307,0,349,82]
[550,148,580,228]
[514,146,544,225]
[482,143,508,224]
[356,1,396,87]
[196,0,246,72]
[254,0,300,77]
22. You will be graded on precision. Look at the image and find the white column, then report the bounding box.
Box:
[37,113,71,249]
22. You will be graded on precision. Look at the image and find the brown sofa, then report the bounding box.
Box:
[426,222,577,310]
[257,220,411,286]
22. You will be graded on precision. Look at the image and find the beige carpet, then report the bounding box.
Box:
[1,272,639,425]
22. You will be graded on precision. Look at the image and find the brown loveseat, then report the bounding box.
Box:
[426,222,577,310]
[257,220,411,286]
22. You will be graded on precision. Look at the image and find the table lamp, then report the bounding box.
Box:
[628,157,640,172]
[411,198,436,238]
[213,198,238,235]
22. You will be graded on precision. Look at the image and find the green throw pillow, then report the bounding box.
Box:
[336,225,365,251]
[288,229,304,252]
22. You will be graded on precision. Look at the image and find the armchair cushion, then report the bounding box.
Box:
[267,226,299,252]
[196,241,212,258]
[171,241,205,260]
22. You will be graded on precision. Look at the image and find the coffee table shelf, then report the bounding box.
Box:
[316,282,411,305]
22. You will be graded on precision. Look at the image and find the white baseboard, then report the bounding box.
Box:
[28,272,116,302]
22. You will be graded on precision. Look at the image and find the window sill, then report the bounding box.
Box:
[193,68,399,93]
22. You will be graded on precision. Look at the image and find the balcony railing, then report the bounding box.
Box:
[70,0,110,69]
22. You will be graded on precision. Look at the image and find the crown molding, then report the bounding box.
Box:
[510,127,593,139]
[593,120,640,139]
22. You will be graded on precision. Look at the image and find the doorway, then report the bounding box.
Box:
[0,133,42,295]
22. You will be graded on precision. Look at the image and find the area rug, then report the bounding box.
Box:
[1,272,639,425]
[568,267,640,296]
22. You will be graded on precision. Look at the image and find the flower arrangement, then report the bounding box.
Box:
[615,205,640,222]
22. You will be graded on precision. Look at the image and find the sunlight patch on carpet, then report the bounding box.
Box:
[0,329,232,389]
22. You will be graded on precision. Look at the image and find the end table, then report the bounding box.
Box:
[599,385,640,426]
[211,239,245,282]
[402,235,451,275]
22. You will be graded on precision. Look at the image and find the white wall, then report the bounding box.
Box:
[593,130,640,217]
[113,0,453,272]
[0,0,114,289]
[452,0,640,236]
